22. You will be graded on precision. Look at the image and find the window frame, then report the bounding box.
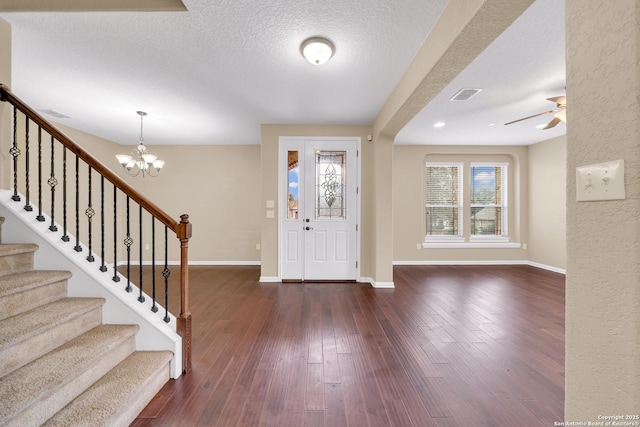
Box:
[424,162,464,242]
[469,162,509,242]
[422,160,518,249]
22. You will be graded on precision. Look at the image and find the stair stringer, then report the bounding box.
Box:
[0,190,182,378]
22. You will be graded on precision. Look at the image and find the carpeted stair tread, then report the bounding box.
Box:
[0,297,105,349]
[0,270,72,321]
[0,324,139,424]
[43,351,173,427]
[0,243,39,256]
[0,243,38,277]
[0,270,72,298]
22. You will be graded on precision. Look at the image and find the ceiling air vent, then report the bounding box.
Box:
[40,109,70,119]
[450,88,482,101]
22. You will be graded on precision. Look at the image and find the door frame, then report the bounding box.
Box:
[278,136,361,281]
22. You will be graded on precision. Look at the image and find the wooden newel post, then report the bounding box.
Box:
[177,214,192,374]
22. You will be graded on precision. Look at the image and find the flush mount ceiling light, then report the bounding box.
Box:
[115,111,165,178]
[300,36,335,65]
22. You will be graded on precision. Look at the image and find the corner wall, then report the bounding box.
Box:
[565,0,640,419]
[528,135,566,271]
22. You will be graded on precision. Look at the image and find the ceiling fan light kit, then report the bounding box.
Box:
[504,95,566,129]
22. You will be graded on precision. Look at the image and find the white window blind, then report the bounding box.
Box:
[470,163,508,237]
[425,163,463,238]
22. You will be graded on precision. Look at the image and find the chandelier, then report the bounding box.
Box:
[115,111,165,177]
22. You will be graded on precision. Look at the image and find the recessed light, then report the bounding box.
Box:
[488,123,496,127]
[536,124,546,129]
[434,122,445,128]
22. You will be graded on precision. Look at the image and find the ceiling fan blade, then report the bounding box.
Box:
[543,116,562,129]
[547,96,566,106]
[504,110,555,126]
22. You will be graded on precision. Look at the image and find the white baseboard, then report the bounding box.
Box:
[372,281,395,288]
[394,260,528,266]
[190,260,260,266]
[118,260,261,266]
[393,259,566,274]
[258,276,280,282]
[526,261,566,274]
[358,277,395,288]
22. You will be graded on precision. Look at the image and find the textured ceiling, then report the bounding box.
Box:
[0,0,187,12]
[0,0,565,147]
[396,0,566,145]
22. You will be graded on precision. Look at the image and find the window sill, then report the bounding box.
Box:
[422,241,521,249]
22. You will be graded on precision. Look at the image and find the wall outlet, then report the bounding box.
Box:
[416,243,421,249]
[144,243,150,250]
[256,243,261,250]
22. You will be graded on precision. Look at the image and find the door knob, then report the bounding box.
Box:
[305,218,310,223]
[305,226,313,231]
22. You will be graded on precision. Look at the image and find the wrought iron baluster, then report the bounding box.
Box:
[24,117,32,211]
[36,127,45,222]
[163,225,171,323]
[124,195,133,292]
[61,147,69,241]
[112,185,120,282]
[85,165,95,261]
[151,218,158,313]
[99,176,107,272]
[138,205,145,303]
[73,155,81,251]
[48,136,57,232]
[10,106,20,202]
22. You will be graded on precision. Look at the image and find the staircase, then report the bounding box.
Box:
[0,231,173,426]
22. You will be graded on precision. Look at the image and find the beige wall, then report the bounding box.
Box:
[260,124,372,280]
[565,0,640,419]
[0,18,11,190]
[528,135,566,270]
[393,144,528,262]
[52,124,262,264]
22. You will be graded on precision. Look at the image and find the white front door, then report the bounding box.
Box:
[280,137,359,281]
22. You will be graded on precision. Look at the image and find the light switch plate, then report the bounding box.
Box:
[266,210,274,218]
[266,200,275,208]
[576,160,625,201]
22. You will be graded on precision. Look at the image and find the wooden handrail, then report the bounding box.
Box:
[0,84,178,233]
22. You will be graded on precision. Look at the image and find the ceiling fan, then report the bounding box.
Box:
[504,96,566,129]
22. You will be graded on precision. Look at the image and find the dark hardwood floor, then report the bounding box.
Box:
[130,264,565,427]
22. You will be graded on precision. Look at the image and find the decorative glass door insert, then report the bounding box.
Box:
[315,150,346,220]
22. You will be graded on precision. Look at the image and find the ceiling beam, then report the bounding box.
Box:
[373,0,536,140]
[0,0,187,12]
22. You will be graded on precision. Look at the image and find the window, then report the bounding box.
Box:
[287,151,299,219]
[425,163,463,239]
[423,160,515,248]
[470,163,508,239]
